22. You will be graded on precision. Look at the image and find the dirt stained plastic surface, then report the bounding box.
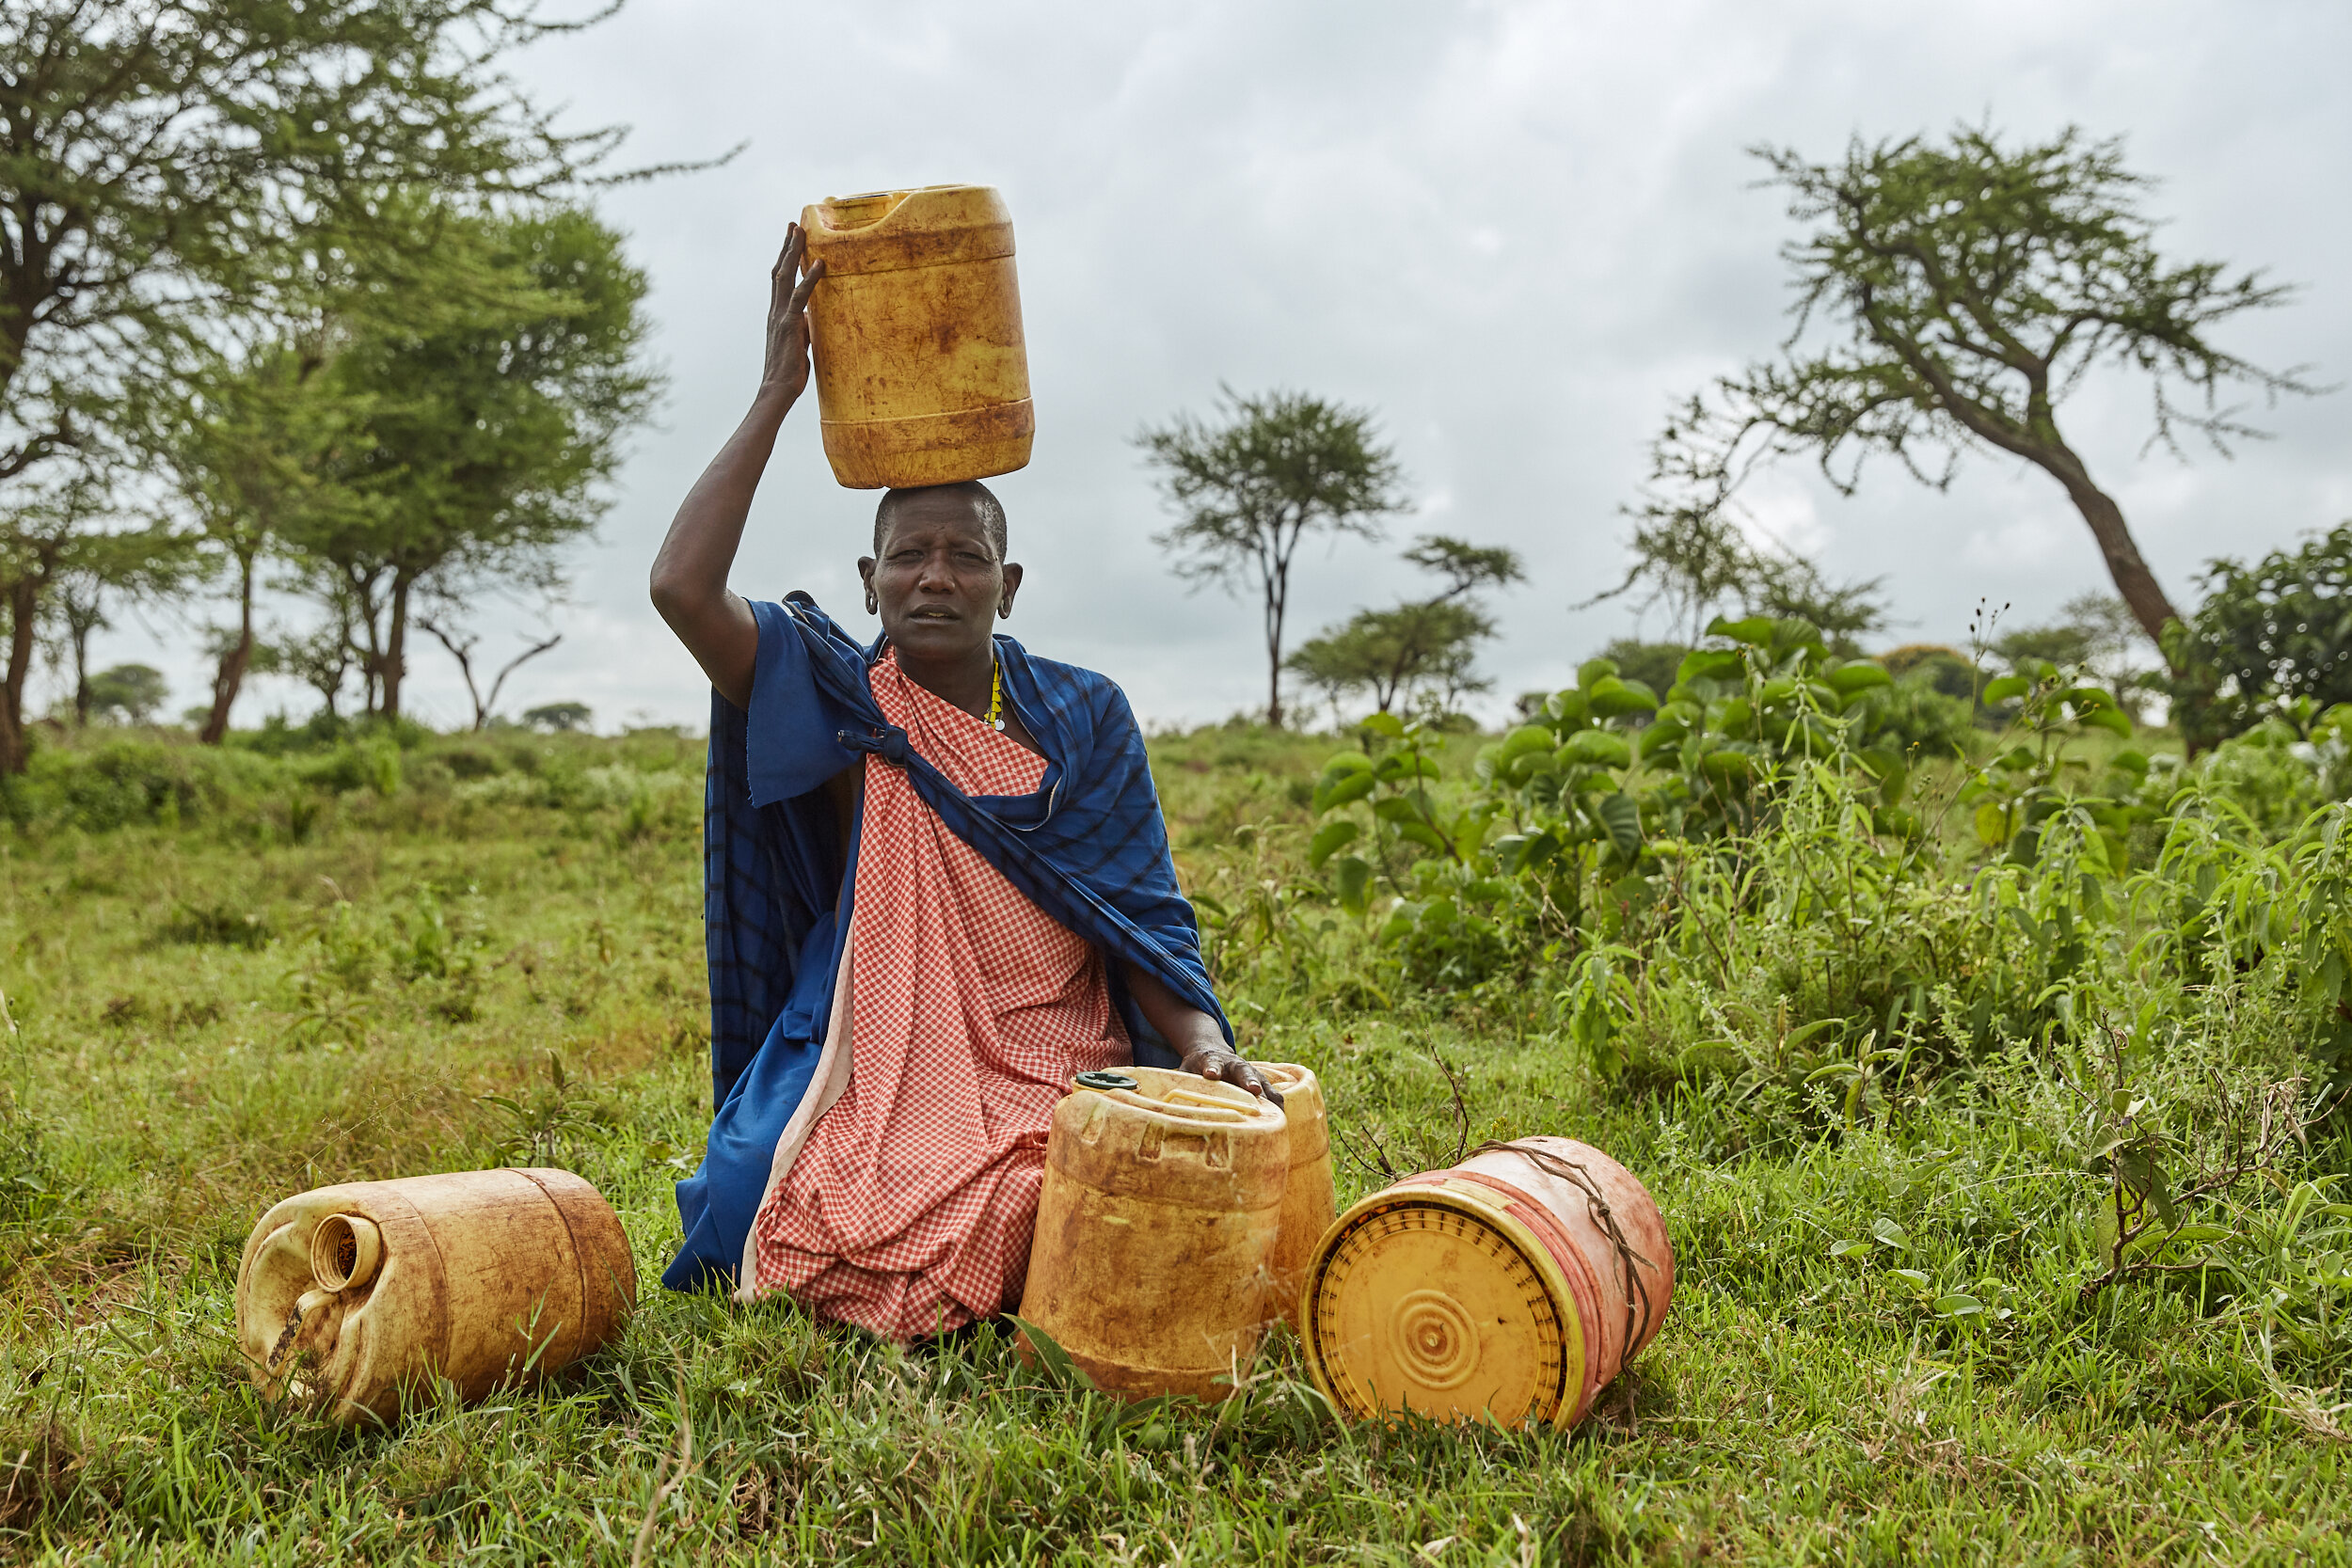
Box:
[1256,1063,1336,1328]
[800,184,1033,490]
[1300,1136,1674,1428]
[234,1167,637,1425]
[1018,1066,1287,1401]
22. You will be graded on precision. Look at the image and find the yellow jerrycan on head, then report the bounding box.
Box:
[800,184,1033,490]
[1018,1067,1287,1401]
[1300,1136,1674,1429]
[235,1167,637,1425]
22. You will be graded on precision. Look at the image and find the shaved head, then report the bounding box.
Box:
[873,481,1008,560]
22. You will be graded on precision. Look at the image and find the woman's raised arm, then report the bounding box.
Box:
[648,226,827,709]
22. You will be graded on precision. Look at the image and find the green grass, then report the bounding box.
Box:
[0,723,2345,1563]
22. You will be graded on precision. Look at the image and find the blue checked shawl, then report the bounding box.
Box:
[665,594,1228,1291]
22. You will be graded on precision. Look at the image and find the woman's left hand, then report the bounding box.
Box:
[1180,1042,1284,1108]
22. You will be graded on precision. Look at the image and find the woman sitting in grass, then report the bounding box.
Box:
[646,225,1279,1339]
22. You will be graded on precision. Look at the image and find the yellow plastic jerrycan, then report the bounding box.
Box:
[1300,1136,1674,1428]
[1256,1063,1336,1329]
[1018,1067,1287,1401]
[800,184,1033,490]
[235,1168,637,1425]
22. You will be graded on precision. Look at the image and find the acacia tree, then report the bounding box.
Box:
[1639,125,2313,663]
[1288,534,1525,719]
[1139,389,1408,729]
[0,0,639,768]
[1584,503,1886,654]
[143,338,374,741]
[45,525,193,725]
[293,206,655,719]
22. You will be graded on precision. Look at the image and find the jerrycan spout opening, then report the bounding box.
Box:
[309,1212,382,1292]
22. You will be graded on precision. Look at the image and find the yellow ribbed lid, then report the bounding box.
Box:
[1300,1181,1583,1428]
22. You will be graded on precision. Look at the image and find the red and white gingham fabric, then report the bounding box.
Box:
[749,651,1129,1338]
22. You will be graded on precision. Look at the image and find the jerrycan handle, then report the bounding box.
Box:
[1073,1070,1137,1092]
[815,190,907,231]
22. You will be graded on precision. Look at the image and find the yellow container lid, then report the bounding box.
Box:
[1300,1176,1585,1428]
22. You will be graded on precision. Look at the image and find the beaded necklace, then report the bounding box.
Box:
[986,657,1005,732]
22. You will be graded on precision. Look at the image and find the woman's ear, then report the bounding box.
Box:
[857,556,878,615]
[998,562,1024,619]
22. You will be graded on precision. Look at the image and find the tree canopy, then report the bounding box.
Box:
[2163,523,2352,749]
[288,206,655,719]
[1289,533,1525,721]
[1139,388,1409,729]
[1631,124,2312,662]
[0,0,653,768]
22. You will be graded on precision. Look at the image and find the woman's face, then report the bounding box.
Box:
[858,490,1023,666]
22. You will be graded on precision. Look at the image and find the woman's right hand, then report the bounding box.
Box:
[759,223,828,403]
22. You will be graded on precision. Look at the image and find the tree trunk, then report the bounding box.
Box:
[71,622,92,726]
[1,573,37,775]
[2045,463,2185,663]
[199,552,258,745]
[1264,562,1288,731]
[382,574,413,720]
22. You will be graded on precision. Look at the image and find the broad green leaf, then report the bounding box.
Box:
[1546,689,1589,725]
[1577,656,1620,691]
[1314,770,1376,813]
[1973,802,2010,848]
[1320,752,1374,778]
[1828,1239,1871,1259]
[1393,820,1447,853]
[1586,677,1660,719]
[1499,724,1554,762]
[1676,648,1745,685]
[1826,659,1893,695]
[1637,721,1687,759]
[2079,705,2133,738]
[1359,712,1406,739]
[1335,855,1372,915]
[1871,1216,1910,1250]
[1982,674,2030,705]
[1932,1293,1984,1318]
[1705,614,1775,647]
[1009,1315,1098,1392]
[1308,819,1359,868]
[1559,730,1631,768]
[1375,751,1442,784]
[1597,793,1643,858]
[2111,749,2150,775]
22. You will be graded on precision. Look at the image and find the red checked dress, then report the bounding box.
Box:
[748,651,1131,1338]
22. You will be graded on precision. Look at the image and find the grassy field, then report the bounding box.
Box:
[0,721,2345,1564]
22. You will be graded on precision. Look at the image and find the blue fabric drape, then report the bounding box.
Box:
[663,594,1227,1291]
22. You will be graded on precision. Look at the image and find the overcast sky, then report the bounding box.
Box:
[85,0,2352,732]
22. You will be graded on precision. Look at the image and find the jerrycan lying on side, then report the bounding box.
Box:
[236,1168,636,1425]
[1299,1136,1673,1428]
[800,184,1033,490]
[1018,1067,1287,1401]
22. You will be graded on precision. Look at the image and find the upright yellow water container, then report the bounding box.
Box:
[1018,1068,1287,1401]
[235,1168,637,1425]
[1256,1063,1336,1329]
[1300,1137,1673,1428]
[800,184,1033,490]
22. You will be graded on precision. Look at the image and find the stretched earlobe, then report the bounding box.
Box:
[865,594,878,615]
